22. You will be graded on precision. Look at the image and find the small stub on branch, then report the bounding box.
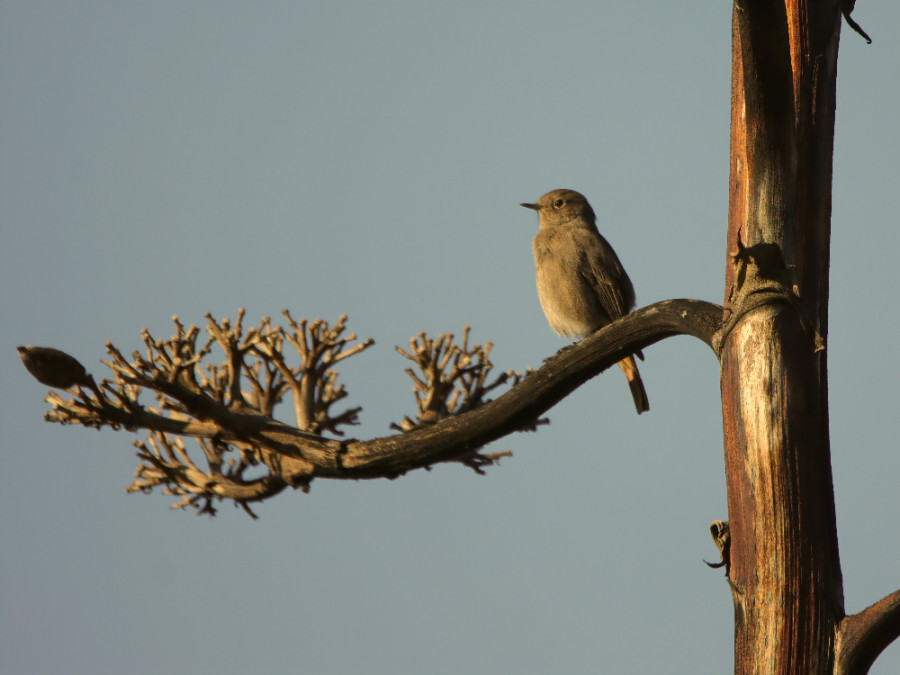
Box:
[842,0,872,44]
[704,519,731,576]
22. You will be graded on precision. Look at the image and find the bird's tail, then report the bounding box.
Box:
[617,355,650,415]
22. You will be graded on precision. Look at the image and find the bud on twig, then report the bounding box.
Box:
[18,345,91,389]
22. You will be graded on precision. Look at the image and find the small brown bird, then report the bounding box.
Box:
[522,188,649,414]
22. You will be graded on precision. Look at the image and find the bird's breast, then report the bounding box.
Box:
[532,229,610,337]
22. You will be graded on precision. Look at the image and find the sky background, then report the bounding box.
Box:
[1,2,898,674]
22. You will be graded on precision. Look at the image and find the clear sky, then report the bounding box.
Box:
[2,2,898,674]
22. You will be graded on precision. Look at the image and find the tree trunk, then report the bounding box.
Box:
[721,1,844,672]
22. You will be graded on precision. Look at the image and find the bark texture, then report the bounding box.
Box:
[722,1,844,672]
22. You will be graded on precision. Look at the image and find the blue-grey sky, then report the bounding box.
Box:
[2,3,898,674]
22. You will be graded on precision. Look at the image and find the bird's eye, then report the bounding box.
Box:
[553,199,565,208]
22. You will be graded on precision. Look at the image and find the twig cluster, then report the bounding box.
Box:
[390,326,534,474]
[26,313,532,515]
[39,310,373,516]
[391,326,528,431]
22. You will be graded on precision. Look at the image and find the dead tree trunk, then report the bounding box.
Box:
[721,2,898,673]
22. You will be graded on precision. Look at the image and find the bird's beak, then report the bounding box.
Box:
[520,202,540,211]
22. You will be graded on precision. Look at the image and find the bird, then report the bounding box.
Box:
[521,188,649,414]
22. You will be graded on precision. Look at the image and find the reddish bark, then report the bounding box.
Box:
[719,2,898,673]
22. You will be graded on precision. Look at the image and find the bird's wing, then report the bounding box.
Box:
[576,230,633,321]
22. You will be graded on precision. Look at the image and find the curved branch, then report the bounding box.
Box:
[835,589,900,675]
[138,298,722,479]
[334,298,723,478]
[33,299,723,492]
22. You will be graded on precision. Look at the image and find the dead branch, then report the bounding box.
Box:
[22,299,722,515]
[835,589,900,675]
[391,325,536,431]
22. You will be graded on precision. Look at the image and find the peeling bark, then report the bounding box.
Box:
[719,1,885,673]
